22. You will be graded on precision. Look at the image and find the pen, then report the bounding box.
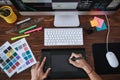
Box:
[71,57,84,61]
[24,27,42,34]
[11,34,30,40]
[19,25,37,34]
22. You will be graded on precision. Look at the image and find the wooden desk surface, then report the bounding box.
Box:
[0,8,120,80]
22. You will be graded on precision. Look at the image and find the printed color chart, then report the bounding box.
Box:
[0,38,37,77]
[12,38,36,73]
[0,42,24,77]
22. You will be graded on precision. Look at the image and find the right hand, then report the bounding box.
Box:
[69,52,87,69]
[69,53,102,80]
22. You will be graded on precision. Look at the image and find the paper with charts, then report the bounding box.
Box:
[0,42,25,77]
[0,38,36,77]
[12,38,36,73]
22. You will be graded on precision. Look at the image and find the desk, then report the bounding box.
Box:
[0,8,120,80]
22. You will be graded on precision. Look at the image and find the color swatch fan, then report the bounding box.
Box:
[0,38,37,77]
[12,38,37,73]
[0,42,24,77]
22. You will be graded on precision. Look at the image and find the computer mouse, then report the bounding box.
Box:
[106,51,119,68]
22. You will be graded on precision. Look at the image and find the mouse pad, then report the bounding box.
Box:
[92,43,120,74]
[41,48,88,79]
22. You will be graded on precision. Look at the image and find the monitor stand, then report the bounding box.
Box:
[54,15,80,27]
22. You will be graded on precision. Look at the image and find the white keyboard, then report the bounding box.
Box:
[44,28,83,46]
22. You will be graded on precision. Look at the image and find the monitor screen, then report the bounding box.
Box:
[10,0,120,13]
[10,0,120,27]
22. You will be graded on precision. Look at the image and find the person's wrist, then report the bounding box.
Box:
[87,69,93,75]
[31,78,40,80]
[82,63,93,74]
[31,79,44,80]
[79,60,88,69]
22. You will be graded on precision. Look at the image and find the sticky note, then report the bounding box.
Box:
[94,17,104,28]
[96,22,107,31]
[90,19,99,27]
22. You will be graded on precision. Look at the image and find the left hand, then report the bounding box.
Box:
[31,57,51,80]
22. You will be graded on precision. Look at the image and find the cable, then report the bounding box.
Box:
[105,14,110,52]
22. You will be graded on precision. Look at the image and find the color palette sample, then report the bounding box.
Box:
[0,42,24,77]
[0,38,37,77]
[12,38,36,73]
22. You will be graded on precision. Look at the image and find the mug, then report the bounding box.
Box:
[0,6,17,24]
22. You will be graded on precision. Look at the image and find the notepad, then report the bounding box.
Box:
[96,22,107,31]
[90,19,99,27]
[94,16,104,28]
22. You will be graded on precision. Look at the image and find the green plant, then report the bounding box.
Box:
[0,8,10,17]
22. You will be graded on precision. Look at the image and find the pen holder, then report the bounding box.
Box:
[0,6,17,24]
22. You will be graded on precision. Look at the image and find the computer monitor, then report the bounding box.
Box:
[10,0,120,27]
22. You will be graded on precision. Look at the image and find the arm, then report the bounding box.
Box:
[69,53,102,80]
[82,61,102,80]
[31,57,51,80]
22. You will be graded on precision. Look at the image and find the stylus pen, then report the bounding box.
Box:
[71,57,84,61]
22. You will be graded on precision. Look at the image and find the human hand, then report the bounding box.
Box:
[69,52,87,69]
[31,57,51,80]
[69,52,93,74]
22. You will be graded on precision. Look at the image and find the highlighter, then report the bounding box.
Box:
[19,25,37,34]
[24,27,42,34]
[11,34,30,40]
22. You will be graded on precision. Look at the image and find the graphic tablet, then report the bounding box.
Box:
[41,48,88,79]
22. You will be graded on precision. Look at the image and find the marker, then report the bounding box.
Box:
[24,27,42,34]
[71,57,84,61]
[11,34,30,40]
[16,18,32,25]
[19,25,37,34]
